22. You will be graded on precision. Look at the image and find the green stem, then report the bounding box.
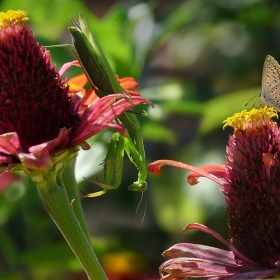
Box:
[31,165,107,280]
[62,155,91,242]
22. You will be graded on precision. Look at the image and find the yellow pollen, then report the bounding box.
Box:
[65,83,81,93]
[223,106,278,131]
[0,10,29,28]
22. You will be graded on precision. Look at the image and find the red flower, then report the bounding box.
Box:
[148,107,280,279]
[0,10,152,173]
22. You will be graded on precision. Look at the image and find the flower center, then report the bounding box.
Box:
[0,10,28,28]
[223,106,278,132]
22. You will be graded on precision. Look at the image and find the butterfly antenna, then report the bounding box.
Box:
[245,92,260,107]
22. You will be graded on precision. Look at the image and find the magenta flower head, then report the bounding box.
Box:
[0,10,151,174]
[148,106,280,279]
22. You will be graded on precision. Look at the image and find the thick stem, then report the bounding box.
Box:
[62,155,91,242]
[32,166,107,280]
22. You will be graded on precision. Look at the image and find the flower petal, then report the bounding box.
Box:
[148,160,225,186]
[0,133,23,155]
[59,60,80,76]
[187,164,226,185]
[184,223,259,269]
[29,128,72,153]
[18,145,53,172]
[70,94,153,145]
[159,257,246,280]
[162,243,237,266]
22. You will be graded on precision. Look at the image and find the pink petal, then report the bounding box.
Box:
[184,223,259,269]
[160,257,246,279]
[70,123,125,146]
[18,145,53,172]
[19,128,73,171]
[162,243,237,266]
[0,133,24,155]
[148,160,225,186]
[70,95,153,145]
[187,164,226,185]
[59,60,80,76]
[29,128,72,152]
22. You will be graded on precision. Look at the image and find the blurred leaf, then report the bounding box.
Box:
[163,100,204,115]
[0,230,19,265]
[0,0,87,40]
[199,87,260,135]
[161,0,205,35]
[23,243,80,280]
[142,122,177,144]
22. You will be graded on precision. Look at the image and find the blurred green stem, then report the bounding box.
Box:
[31,163,108,280]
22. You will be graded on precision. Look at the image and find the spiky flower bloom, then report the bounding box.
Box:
[0,10,151,173]
[148,107,280,279]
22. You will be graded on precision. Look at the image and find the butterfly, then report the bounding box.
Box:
[261,55,280,111]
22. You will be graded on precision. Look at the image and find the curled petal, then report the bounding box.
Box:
[29,128,72,153]
[160,257,246,280]
[188,164,226,185]
[162,243,237,266]
[70,95,153,145]
[100,95,154,123]
[70,123,126,147]
[59,60,80,76]
[148,160,225,186]
[0,133,24,155]
[0,129,73,172]
[18,145,53,172]
[184,223,259,269]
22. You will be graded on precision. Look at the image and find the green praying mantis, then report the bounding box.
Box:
[66,14,149,204]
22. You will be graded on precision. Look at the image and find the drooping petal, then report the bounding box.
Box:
[187,164,226,185]
[184,223,259,268]
[162,243,237,265]
[59,60,80,76]
[148,160,225,186]
[160,257,247,280]
[0,133,24,155]
[18,145,53,172]
[70,94,153,146]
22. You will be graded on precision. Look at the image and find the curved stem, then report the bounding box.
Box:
[31,165,107,280]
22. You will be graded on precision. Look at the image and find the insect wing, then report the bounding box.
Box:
[261,55,280,109]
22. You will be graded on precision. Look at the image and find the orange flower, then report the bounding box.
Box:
[67,73,140,113]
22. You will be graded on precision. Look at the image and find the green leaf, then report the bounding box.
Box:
[142,122,177,144]
[199,87,260,135]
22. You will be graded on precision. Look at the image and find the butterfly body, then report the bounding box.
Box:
[261,55,280,111]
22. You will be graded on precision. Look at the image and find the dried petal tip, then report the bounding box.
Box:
[0,10,29,27]
[223,106,278,131]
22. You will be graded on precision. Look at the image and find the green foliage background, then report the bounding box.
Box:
[0,0,279,279]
